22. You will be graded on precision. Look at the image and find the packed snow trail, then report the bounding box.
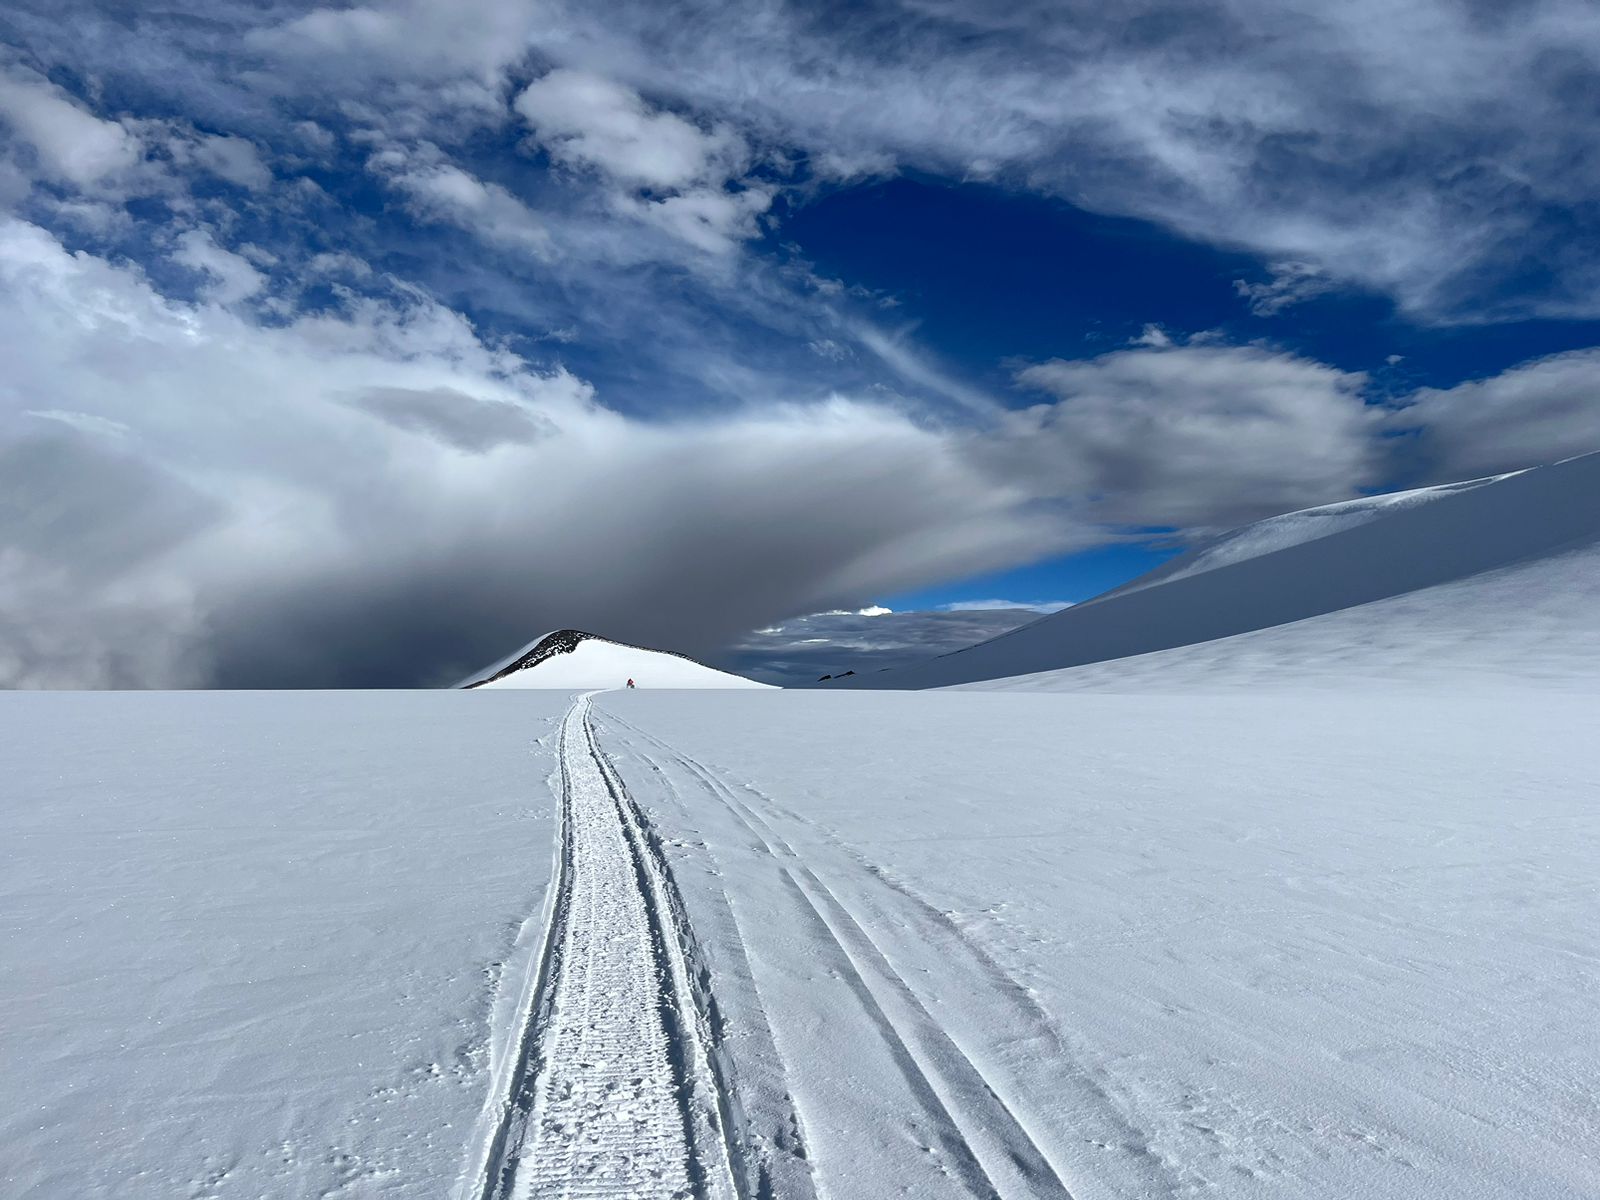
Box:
[481,693,738,1200]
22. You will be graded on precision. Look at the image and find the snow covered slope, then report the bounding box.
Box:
[464,628,772,690]
[838,451,1600,689]
[1100,471,1515,598]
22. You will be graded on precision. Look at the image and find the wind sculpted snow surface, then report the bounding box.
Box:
[3,682,1596,1197]
[591,686,1600,1200]
[0,689,572,1198]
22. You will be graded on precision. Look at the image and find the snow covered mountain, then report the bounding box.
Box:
[462,629,772,689]
[837,450,1600,690]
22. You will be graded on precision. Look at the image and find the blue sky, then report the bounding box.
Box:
[3,0,1600,686]
[785,173,1600,608]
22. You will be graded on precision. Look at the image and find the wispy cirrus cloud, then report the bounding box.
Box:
[510,0,1600,321]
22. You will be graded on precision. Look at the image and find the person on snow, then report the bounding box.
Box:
[626,678,636,688]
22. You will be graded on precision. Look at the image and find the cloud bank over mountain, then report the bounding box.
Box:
[4,1,1600,686]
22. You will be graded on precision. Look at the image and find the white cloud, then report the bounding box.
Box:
[1130,324,1173,348]
[1390,348,1600,478]
[190,134,272,190]
[1233,261,1335,317]
[514,69,771,257]
[0,66,143,187]
[246,0,542,86]
[8,203,1594,688]
[306,251,374,278]
[170,229,267,305]
[618,182,774,256]
[0,218,1073,688]
[519,0,1600,320]
[1009,343,1380,526]
[39,197,130,237]
[368,145,550,256]
[516,69,746,191]
[12,0,1600,322]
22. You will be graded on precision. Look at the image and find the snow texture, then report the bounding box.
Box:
[484,694,736,1200]
[0,689,570,1198]
[594,685,1600,1200]
[4,682,1595,1198]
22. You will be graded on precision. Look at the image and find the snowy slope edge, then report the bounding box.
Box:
[834,450,1600,689]
[462,629,772,690]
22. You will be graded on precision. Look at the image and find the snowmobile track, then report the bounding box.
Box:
[598,711,1076,1200]
[476,693,739,1200]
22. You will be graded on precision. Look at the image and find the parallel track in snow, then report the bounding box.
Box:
[478,693,739,1200]
[602,713,1077,1200]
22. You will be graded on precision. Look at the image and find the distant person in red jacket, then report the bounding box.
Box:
[626,678,635,689]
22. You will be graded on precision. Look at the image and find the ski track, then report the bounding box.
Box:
[682,775,1182,1198]
[477,693,738,1200]
[599,710,1081,1200]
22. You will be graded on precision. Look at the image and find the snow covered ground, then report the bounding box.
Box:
[4,683,1595,1197]
[595,685,1600,1199]
[0,689,570,1198]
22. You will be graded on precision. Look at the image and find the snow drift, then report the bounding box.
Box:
[837,451,1600,689]
[464,628,771,690]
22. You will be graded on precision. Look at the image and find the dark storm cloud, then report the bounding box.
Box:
[0,427,218,568]
[0,426,221,688]
[3,215,1597,689]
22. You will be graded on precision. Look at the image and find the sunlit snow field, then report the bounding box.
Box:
[598,687,1600,1199]
[0,689,569,1197]
[4,681,1595,1198]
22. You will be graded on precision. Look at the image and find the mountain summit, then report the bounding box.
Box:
[462,629,772,690]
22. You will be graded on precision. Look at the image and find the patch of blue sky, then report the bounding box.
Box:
[884,541,1184,614]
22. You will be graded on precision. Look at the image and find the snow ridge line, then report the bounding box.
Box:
[602,715,1074,1200]
[477,693,740,1200]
